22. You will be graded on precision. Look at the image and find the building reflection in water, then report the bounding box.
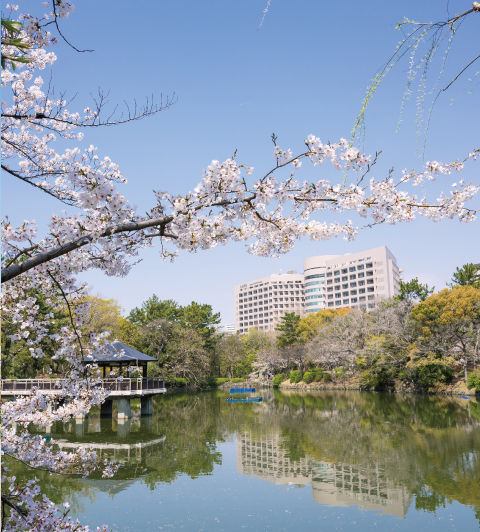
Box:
[237,431,412,518]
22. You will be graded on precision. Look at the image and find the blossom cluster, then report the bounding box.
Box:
[1,1,479,531]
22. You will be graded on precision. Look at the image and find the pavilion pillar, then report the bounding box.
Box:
[103,366,106,379]
[117,397,131,420]
[141,396,153,416]
[100,399,113,417]
[143,364,147,378]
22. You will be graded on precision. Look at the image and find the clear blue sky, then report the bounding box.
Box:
[3,0,479,324]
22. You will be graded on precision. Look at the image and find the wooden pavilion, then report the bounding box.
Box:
[83,341,157,378]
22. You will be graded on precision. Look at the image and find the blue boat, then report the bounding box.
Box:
[227,397,263,403]
[460,396,472,400]
[229,388,255,393]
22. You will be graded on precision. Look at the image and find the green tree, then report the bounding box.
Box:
[275,312,301,348]
[82,295,124,341]
[128,295,183,325]
[448,263,480,289]
[410,286,480,383]
[180,301,221,353]
[396,278,434,302]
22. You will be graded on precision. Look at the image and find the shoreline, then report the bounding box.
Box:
[219,376,479,396]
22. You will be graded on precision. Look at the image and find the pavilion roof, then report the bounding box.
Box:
[83,341,156,364]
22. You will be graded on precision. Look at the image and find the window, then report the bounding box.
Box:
[343,292,349,297]
[359,281,365,287]
[349,267,356,272]
[328,295,333,300]
[335,293,341,299]
[335,286,340,291]
[343,300,349,305]
[327,287,333,292]
[327,272,333,277]
[306,281,324,286]
[358,272,365,278]
[306,295,323,300]
[334,278,340,284]
[350,274,356,280]
[350,290,357,296]
[306,301,321,306]
[367,279,374,285]
[327,280,333,285]
[342,276,348,282]
[357,265,364,270]
[366,263,373,268]
[377,269,384,274]
[359,288,365,294]
[359,296,366,302]
[335,301,341,306]
[305,274,325,279]
[306,288,321,293]
[350,282,357,287]
[328,302,334,307]
[342,268,348,274]
[367,287,375,292]
[351,298,358,303]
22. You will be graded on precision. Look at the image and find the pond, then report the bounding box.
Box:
[9,389,480,531]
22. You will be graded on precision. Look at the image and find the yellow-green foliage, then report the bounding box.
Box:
[411,286,480,333]
[296,308,352,343]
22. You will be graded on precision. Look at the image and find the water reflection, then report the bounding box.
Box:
[12,390,480,527]
[238,431,412,517]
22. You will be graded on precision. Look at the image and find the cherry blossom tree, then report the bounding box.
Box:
[1,1,480,530]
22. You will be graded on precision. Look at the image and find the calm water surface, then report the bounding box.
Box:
[14,390,480,531]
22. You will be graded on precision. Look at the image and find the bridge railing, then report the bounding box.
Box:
[1,377,166,394]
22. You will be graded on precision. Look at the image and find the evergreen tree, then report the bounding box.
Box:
[448,263,480,289]
[396,278,434,302]
[275,312,301,348]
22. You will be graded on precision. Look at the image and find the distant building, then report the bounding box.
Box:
[304,245,401,314]
[233,246,401,333]
[224,324,236,334]
[234,271,305,334]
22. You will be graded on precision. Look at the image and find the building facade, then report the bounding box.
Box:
[234,271,305,334]
[304,245,401,314]
[234,246,401,333]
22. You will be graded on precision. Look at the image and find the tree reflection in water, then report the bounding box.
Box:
[6,391,480,522]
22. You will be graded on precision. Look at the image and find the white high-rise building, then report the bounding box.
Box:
[234,271,305,334]
[304,245,401,314]
[234,246,401,333]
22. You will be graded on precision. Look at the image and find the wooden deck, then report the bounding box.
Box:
[1,377,167,397]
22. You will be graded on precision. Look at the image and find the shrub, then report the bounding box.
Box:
[413,364,453,388]
[397,370,409,382]
[312,368,324,381]
[206,377,230,386]
[303,371,315,384]
[322,372,332,382]
[290,370,302,384]
[174,377,188,387]
[273,374,284,388]
[231,378,244,383]
[467,371,480,391]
